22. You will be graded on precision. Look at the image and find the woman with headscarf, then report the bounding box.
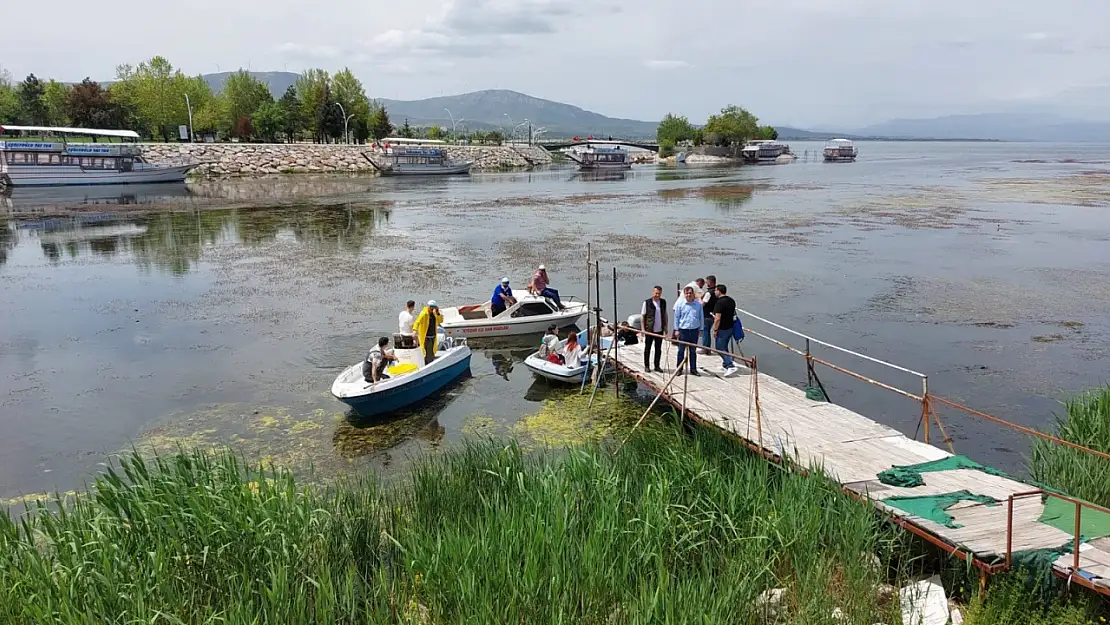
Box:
[411,300,444,364]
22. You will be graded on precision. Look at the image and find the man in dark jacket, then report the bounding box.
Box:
[640,285,668,372]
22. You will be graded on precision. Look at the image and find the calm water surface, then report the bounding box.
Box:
[3,141,1110,500]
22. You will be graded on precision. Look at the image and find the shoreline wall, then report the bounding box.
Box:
[140,143,553,177]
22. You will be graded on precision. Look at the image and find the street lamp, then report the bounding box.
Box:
[513,119,529,143]
[333,102,354,144]
[445,107,457,133]
[503,113,513,138]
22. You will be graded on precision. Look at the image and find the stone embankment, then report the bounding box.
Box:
[141,143,552,177]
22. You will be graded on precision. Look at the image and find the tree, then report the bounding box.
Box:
[67,78,110,127]
[657,113,695,145]
[295,69,330,142]
[0,66,20,123]
[251,100,285,143]
[192,96,227,138]
[426,125,445,140]
[703,105,761,146]
[42,80,70,126]
[113,57,212,141]
[17,74,47,126]
[223,70,272,139]
[758,125,778,140]
[368,103,392,141]
[278,86,302,142]
[400,118,414,139]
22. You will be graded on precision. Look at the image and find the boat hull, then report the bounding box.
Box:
[1,164,195,187]
[332,347,472,417]
[442,310,587,338]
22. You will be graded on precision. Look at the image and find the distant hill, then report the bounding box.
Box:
[202,71,300,98]
[378,90,659,138]
[852,113,1110,142]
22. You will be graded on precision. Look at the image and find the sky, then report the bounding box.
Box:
[3,0,1110,129]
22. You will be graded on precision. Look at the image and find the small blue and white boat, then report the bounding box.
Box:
[331,333,472,417]
[523,329,618,384]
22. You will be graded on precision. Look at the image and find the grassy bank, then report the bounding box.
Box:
[2,427,904,623]
[1030,387,1110,508]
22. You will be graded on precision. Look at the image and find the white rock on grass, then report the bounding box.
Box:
[899,575,949,625]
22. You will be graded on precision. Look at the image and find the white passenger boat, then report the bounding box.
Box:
[523,330,618,384]
[379,146,471,176]
[566,145,632,171]
[740,139,794,164]
[0,126,196,187]
[823,138,858,162]
[440,291,588,339]
[330,332,471,417]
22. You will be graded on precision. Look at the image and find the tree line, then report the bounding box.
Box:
[655,106,778,155]
[0,58,400,143]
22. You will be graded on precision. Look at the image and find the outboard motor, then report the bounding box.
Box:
[627,314,642,330]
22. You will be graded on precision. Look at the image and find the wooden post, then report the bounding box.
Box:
[613,266,619,398]
[752,356,763,449]
[922,377,930,444]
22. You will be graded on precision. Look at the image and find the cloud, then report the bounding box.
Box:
[643,60,692,71]
[275,42,343,60]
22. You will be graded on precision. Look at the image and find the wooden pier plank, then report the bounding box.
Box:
[608,339,1110,588]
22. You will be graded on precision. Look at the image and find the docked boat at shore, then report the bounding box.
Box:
[523,329,618,384]
[740,140,794,164]
[440,291,588,339]
[0,126,195,187]
[378,146,472,176]
[330,333,471,417]
[566,145,632,171]
[823,138,858,162]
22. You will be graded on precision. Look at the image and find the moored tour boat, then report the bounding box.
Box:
[440,291,588,338]
[567,145,632,171]
[740,139,794,164]
[331,333,471,417]
[0,126,196,187]
[378,146,472,176]
[823,138,858,162]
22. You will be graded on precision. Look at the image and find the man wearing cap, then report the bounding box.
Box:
[530,264,565,310]
[491,277,516,318]
[412,300,444,363]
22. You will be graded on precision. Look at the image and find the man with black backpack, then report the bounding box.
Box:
[711,284,740,377]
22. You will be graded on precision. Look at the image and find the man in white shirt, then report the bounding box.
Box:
[363,337,398,383]
[397,300,416,347]
[685,278,705,299]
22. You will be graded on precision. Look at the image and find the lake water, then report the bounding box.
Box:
[3,140,1110,502]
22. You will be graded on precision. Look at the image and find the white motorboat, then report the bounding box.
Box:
[330,332,471,417]
[740,139,793,164]
[0,126,196,187]
[440,291,588,339]
[823,138,858,162]
[523,330,618,384]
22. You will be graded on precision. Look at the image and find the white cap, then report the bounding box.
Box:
[427,300,438,307]
[538,264,546,270]
[501,277,510,283]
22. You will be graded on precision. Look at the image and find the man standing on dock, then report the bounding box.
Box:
[711,284,739,377]
[700,275,717,355]
[685,277,705,299]
[640,286,668,373]
[672,286,703,375]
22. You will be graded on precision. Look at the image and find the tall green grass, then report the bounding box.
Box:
[1030,387,1110,508]
[2,428,904,624]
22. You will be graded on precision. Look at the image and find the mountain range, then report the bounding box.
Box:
[201,71,1110,141]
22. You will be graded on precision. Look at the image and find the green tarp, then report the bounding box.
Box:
[877,455,1014,488]
[1037,495,1110,539]
[882,490,998,528]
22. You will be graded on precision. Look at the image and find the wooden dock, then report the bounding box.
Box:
[607,338,1110,592]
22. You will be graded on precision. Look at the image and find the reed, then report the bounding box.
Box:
[1030,386,1110,508]
[2,428,906,624]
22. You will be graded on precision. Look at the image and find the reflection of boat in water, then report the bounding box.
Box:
[2,182,192,211]
[331,333,472,417]
[440,292,588,339]
[0,126,196,186]
[823,138,858,162]
[570,170,628,182]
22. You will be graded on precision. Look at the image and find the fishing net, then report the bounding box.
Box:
[804,386,827,402]
[881,490,998,528]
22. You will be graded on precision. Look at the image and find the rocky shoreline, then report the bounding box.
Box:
[141,143,553,177]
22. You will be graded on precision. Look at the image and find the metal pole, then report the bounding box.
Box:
[613,266,619,398]
[922,377,930,444]
[582,243,591,394]
[185,94,195,142]
[805,338,812,387]
[594,261,602,385]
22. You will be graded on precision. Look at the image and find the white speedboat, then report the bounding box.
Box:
[523,330,617,384]
[0,126,196,187]
[440,291,588,339]
[330,333,471,417]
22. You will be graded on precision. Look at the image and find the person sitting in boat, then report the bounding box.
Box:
[491,277,516,317]
[539,324,561,361]
[412,300,444,364]
[363,337,398,383]
[560,331,585,365]
[616,321,639,345]
[529,264,565,310]
[397,300,417,348]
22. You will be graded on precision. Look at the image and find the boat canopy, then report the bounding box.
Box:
[0,125,141,139]
[380,137,446,145]
[826,138,854,144]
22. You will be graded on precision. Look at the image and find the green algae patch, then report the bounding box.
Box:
[461,415,500,438]
[512,392,645,448]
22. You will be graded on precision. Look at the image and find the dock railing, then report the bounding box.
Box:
[1005,489,1110,583]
